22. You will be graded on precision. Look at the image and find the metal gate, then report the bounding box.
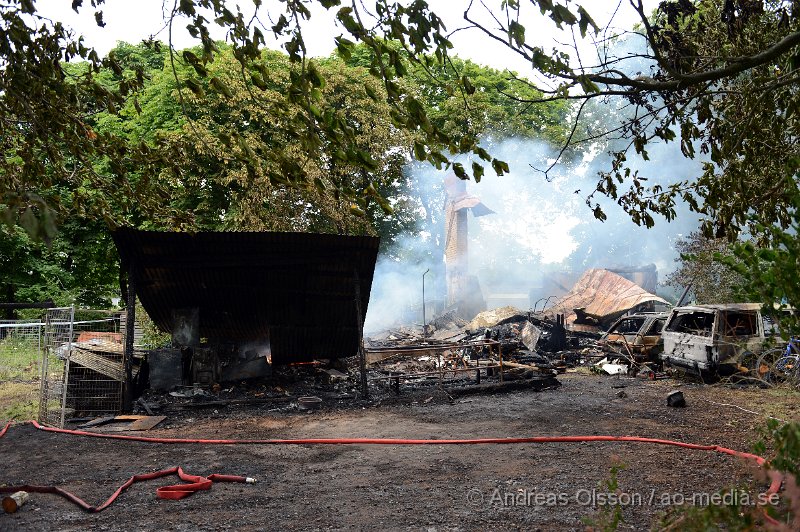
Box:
[38,307,124,427]
[38,307,74,427]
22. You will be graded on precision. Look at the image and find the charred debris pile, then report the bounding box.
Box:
[364,308,563,397]
[365,306,611,393]
[112,229,562,417]
[364,268,673,392]
[129,265,667,414]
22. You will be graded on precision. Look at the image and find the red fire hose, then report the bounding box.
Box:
[0,419,784,523]
[0,466,254,512]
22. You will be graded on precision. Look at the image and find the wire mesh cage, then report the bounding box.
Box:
[38,307,124,427]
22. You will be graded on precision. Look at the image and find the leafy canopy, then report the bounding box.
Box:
[3,0,800,241]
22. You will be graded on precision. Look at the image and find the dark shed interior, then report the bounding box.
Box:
[112,229,380,365]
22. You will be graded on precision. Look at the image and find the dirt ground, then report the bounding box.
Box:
[2,373,797,531]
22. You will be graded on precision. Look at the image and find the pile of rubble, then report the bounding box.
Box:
[134,362,364,416]
[364,306,574,394]
[365,300,671,390]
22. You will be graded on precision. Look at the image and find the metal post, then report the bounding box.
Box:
[498,343,504,383]
[123,261,136,413]
[354,268,368,399]
[59,305,75,428]
[39,314,51,423]
[36,322,43,392]
[677,282,693,307]
[422,268,430,336]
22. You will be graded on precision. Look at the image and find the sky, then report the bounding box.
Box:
[35,0,660,74]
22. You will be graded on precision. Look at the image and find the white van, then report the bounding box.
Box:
[660,303,766,375]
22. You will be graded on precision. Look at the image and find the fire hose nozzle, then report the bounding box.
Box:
[245,477,257,484]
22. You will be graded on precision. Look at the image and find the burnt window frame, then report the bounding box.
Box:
[719,310,759,337]
[608,316,647,335]
[645,318,666,336]
[665,311,716,336]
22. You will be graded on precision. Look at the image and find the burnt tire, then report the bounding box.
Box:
[737,350,759,373]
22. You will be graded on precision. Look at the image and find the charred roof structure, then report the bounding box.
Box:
[112,229,380,366]
[544,269,669,329]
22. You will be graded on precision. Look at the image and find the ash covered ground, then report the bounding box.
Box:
[2,373,795,531]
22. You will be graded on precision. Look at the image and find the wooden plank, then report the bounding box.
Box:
[99,415,167,432]
[69,348,124,382]
[72,339,124,354]
[76,416,116,429]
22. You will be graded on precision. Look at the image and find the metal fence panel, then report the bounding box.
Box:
[0,319,44,382]
[37,308,124,427]
[0,319,44,423]
[38,307,74,427]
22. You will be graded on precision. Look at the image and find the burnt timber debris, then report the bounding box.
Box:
[363,268,785,391]
[52,229,780,422]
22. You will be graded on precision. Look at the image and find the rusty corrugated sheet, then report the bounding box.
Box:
[112,229,379,365]
[545,269,668,326]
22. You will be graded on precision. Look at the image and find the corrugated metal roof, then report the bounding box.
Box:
[545,269,668,325]
[112,229,380,364]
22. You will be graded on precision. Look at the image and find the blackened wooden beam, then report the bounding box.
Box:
[0,300,55,309]
[354,268,368,399]
[122,261,136,413]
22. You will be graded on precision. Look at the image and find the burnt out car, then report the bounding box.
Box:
[599,313,668,363]
[660,303,766,376]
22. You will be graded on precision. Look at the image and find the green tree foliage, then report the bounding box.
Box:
[0,219,119,316]
[343,42,570,150]
[628,0,800,239]
[87,41,567,247]
[3,1,800,238]
[2,26,571,303]
[0,1,188,237]
[87,43,412,236]
[7,1,800,316]
[0,1,410,237]
[665,231,746,304]
[718,179,800,334]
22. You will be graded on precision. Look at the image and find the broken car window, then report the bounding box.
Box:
[665,311,715,336]
[646,318,666,336]
[720,311,758,337]
[608,317,646,334]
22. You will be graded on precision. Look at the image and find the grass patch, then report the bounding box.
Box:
[0,380,38,421]
[749,384,800,421]
[0,336,41,381]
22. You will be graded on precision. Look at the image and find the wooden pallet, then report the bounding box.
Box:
[68,342,124,382]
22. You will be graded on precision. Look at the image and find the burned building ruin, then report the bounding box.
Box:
[443,173,494,319]
[112,229,380,404]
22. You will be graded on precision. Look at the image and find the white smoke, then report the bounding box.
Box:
[364,33,709,333]
[363,132,706,333]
